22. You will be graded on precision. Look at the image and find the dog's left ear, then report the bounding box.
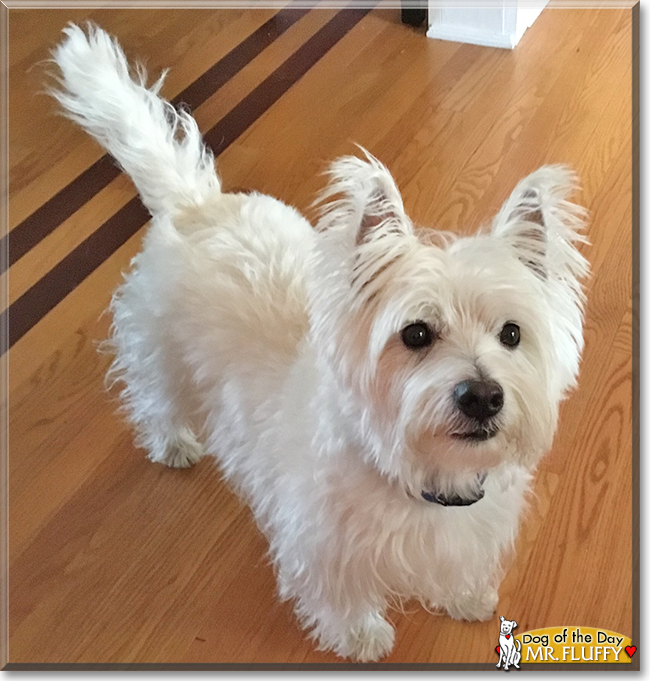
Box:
[316,148,413,245]
[492,165,589,284]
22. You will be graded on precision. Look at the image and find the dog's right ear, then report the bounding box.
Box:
[315,148,413,245]
[491,165,589,285]
[500,616,505,622]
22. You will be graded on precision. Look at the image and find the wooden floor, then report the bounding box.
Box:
[6,4,636,666]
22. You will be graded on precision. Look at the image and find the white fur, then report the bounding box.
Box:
[51,24,590,662]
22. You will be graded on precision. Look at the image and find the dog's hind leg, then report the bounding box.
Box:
[122,370,204,470]
[106,277,205,469]
[148,425,203,469]
[122,378,204,470]
[113,357,204,469]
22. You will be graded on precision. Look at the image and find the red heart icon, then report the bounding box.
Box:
[506,634,511,639]
[495,646,500,655]
[625,645,636,658]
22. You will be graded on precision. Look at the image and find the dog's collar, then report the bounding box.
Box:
[421,474,487,507]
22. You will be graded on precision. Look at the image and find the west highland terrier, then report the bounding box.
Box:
[51,24,589,661]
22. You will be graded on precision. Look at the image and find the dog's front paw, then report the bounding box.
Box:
[317,611,395,662]
[445,587,498,622]
[343,612,395,662]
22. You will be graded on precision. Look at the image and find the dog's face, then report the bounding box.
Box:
[500,616,518,636]
[311,152,588,504]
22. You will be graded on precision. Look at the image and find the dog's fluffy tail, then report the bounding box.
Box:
[50,23,220,215]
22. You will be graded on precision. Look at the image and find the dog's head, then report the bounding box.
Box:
[310,150,589,505]
[500,616,518,635]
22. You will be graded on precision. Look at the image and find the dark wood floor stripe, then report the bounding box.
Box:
[5,156,121,275]
[2,5,311,275]
[5,7,373,352]
[170,7,311,112]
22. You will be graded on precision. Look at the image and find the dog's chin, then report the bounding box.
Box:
[410,428,504,488]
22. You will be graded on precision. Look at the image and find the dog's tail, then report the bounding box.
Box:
[50,23,220,215]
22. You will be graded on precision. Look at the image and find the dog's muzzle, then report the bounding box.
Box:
[421,473,487,507]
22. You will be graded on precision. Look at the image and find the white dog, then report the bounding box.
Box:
[497,616,522,670]
[50,24,589,662]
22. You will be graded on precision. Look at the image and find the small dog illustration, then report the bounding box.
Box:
[497,616,522,670]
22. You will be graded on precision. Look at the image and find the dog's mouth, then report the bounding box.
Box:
[421,473,487,507]
[451,427,499,442]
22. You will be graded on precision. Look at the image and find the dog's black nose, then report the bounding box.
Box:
[454,379,504,421]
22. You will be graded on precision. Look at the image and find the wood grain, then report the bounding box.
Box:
[6,5,635,666]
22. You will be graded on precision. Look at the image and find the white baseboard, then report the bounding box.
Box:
[426,24,519,50]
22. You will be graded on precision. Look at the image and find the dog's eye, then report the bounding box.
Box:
[500,323,520,348]
[401,322,434,350]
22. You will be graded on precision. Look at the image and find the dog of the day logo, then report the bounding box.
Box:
[496,616,522,670]
[495,620,635,667]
